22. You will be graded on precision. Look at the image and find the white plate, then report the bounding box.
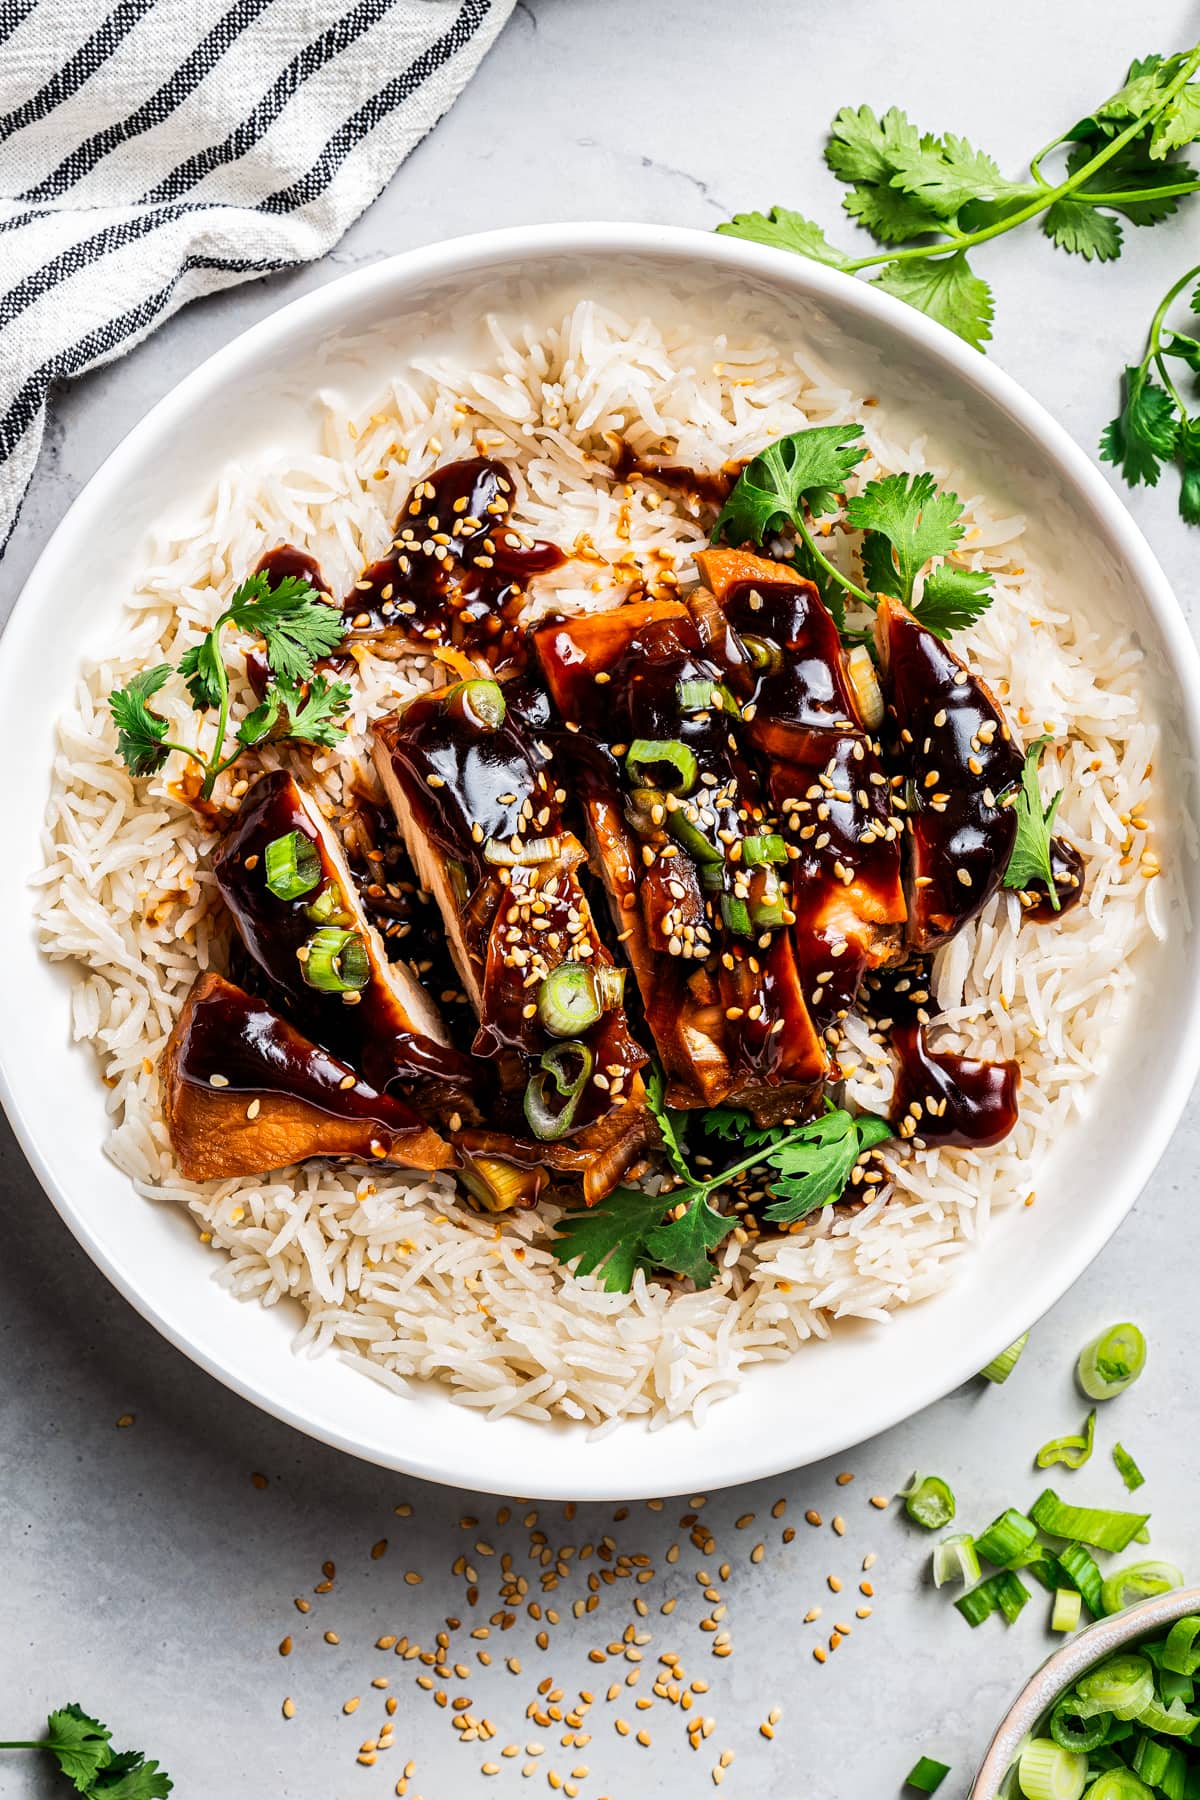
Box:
[3,224,1198,1500]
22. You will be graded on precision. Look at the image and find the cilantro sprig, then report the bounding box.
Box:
[552,1084,892,1293]
[713,427,993,639]
[1101,261,1200,523]
[108,571,350,800]
[1001,737,1063,908]
[0,1703,171,1797]
[718,45,1200,351]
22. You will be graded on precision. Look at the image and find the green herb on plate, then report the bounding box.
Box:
[1002,738,1064,906]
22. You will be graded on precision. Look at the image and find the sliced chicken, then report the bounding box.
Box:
[372,679,655,1203]
[162,972,453,1181]
[533,600,827,1123]
[694,547,907,1041]
[213,768,475,1116]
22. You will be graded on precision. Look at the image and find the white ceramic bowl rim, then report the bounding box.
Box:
[3,222,1199,1497]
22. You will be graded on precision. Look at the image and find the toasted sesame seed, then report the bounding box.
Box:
[282,1696,295,1719]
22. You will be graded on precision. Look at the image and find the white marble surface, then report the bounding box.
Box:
[3,2,1200,1795]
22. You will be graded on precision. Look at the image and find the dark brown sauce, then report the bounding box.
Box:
[344,458,565,674]
[863,964,1020,1148]
[213,769,473,1095]
[179,977,427,1135]
[609,437,736,509]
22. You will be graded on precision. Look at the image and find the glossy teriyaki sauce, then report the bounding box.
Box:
[863,963,1020,1149]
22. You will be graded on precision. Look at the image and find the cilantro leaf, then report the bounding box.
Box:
[1068,53,1187,140]
[872,252,994,350]
[226,571,345,685]
[914,564,995,639]
[644,1065,693,1182]
[763,1110,893,1225]
[1002,737,1062,905]
[712,424,867,546]
[44,1705,113,1791]
[843,180,945,244]
[92,1753,173,1798]
[1178,417,1200,525]
[1064,139,1194,227]
[643,1195,735,1288]
[698,1106,791,1149]
[1163,329,1200,372]
[716,207,854,270]
[108,666,174,778]
[552,1186,668,1292]
[1042,198,1123,262]
[178,634,224,712]
[1099,364,1180,485]
[235,686,284,748]
[825,104,926,188]
[275,675,352,748]
[1149,80,1200,160]
[886,134,1027,216]
[845,472,966,604]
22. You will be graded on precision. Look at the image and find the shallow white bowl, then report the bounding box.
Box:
[971,1586,1200,1797]
[2,224,1198,1500]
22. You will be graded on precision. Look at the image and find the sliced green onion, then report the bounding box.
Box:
[1133,1738,1187,1795]
[483,834,563,867]
[524,1040,594,1141]
[905,1758,950,1794]
[981,1332,1029,1383]
[300,926,370,992]
[1074,1654,1154,1721]
[264,829,322,900]
[1016,1736,1087,1800]
[720,893,752,936]
[976,1507,1038,1567]
[1134,1694,1200,1739]
[959,1569,1030,1626]
[667,805,724,865]
[537,962,603,1038]
[1078,1774,1153,1800]
[445,677,507,731]
[1029,1490,1150,1554]
[1078,1323,1147,1401]
[932,1533,980,1589]
[739,633,782,673]
[625,738,698,794]
[676,677,738,715]
[700,861,726,892]
[1158,1667,1195,1707]
[1058,1544,1104,1616]
[1052,1588,1082,1633]
[749,883,788,928]
[1100,1560,1183,1618]
[1113,1443,1145,1492]
[1017,1547,1068,1592]
[1049,1700,1110,1754]
[1163,1616,1200,1676]
[305,880,352,925]
[741,832,788,866]
[1036,1410,1097,1471]
[901,1473,956,1530]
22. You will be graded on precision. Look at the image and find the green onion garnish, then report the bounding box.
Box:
[666,805,724,866]
[904,1756,950,1793]
[901,1473,955,1530]
[932,1533,980,1589]
[1136,1693,1200,1739]
[445,677,507,731]
[741,832,788,866]
[1113,1443,1146,1492]
[524,1040,593,1141]
[1079,1771,1155,1797]
[980,1332,1029,1384]
[1074,1653,1155,1721]
[1163,1617,1200,1677]
[537,962,603,1038]
[975,1508,1038,1567]
[1029,1489,1150,1554]
[1133,1738,1187,1790]
[1052,1588,1082,1633]
[956,1569,1030,1627]
[720,893,752,936]
[676,677,738,715]
[625,738,698,794]
[305,880,352,925]
[264,829,322,900]
[1100,1561,1184,1618]
[1058,1543,1104,1616]
[1077,1322,1147,1401]
[1016,1738,1088,1800]
[749,883,788,929]
[739,632,781,673]
[300,926,370,992]
[1036,1409,1097,1471]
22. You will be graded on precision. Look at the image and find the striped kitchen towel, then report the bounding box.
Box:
[0,0,514,553]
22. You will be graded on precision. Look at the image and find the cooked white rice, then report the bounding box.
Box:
[33,300,1162,1432]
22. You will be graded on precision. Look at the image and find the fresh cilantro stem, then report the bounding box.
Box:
[1147,260,1200,402]
[793,513,875,611]
[841,44,1200,278]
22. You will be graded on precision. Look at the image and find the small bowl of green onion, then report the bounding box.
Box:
[970,1584,1200,1799]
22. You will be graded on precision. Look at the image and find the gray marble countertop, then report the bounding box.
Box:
[4,2,1200,1795]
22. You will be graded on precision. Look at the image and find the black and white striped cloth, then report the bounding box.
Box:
[0,0,513,551]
